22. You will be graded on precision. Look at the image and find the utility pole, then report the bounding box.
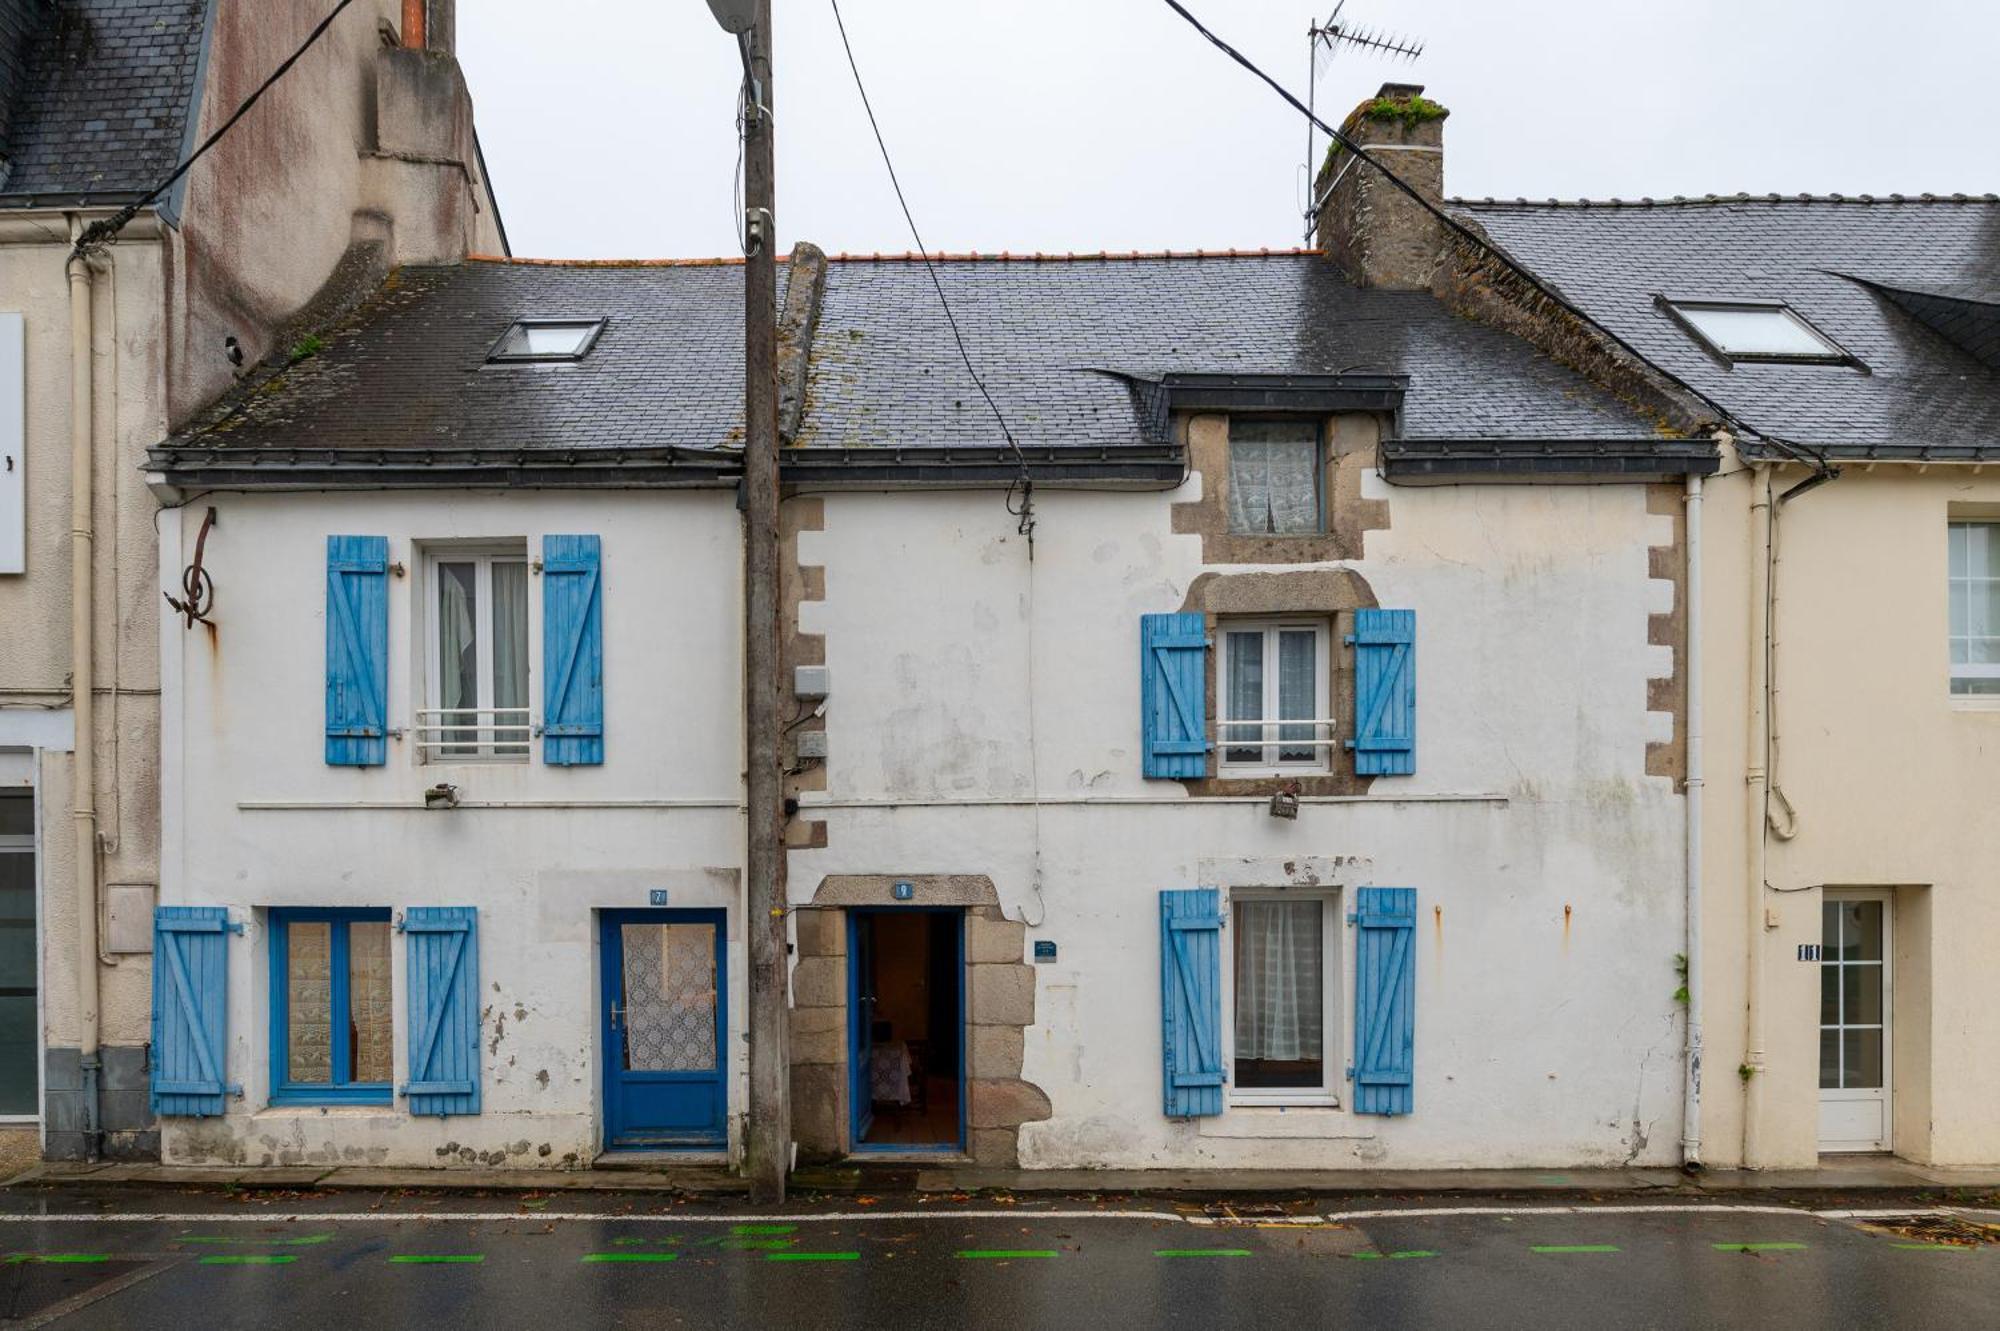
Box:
[733,0,790,1205]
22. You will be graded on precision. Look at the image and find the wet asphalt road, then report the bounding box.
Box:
[1,1189,1996,1329]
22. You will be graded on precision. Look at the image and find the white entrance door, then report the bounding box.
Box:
[1818,894,1891,1152]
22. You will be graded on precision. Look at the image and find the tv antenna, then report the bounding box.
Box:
[1303,4,1426,229]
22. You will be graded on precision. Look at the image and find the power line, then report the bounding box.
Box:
[826,0,1037,547]
[71,0,362,261]
[1157,0,1835,478]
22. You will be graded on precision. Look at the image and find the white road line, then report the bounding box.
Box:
[0,1202,1967,1227]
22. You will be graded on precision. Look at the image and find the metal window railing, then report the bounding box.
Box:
[412,707,533,757]
[1213,717,1339,763]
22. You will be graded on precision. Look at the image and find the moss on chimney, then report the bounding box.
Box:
[1361,93,1447,127]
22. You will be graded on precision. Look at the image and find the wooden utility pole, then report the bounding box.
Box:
[740,0,790,1205]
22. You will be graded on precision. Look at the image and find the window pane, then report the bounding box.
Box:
[1224,631,1264,763]
[1228,420,1320,535]
[1843,902,1883,961]
[286,922,333,1085]
[1819,964,1838,1026]
[1675,304,1839,357]
[438,562,480,754]
[1226,437,1269,535]
[1818,1029,1840,1089]
[620,924,718,1072]
[1234,899,1325,1089]
[1821,901,1840,951]
[1842,1029,1883,1089]
[1842,963,1883,1026]
[0,851,34,1114]
[492,561,530,756]
[348,922,393,1084]
[1950,522,1968,576]
[1980,524,2000,578]
[0,793,29,837]
[1952,676,2000,695]
[493,321,598,360]
[1276,629,1318,762]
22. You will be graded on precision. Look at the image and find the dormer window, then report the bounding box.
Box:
[1663,300,1850,364]
[486,318,606,364]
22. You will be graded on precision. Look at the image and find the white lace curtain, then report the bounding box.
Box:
[1234,899,1324,1061]
[1227,420,1321,535]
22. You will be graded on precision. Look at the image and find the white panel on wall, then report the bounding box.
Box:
[0,312,22,574]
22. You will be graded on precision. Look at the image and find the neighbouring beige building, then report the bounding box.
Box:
[0,0,503,1165]
[1328,84,2000,1171]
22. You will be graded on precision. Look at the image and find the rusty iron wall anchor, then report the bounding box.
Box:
[164,506,218,629]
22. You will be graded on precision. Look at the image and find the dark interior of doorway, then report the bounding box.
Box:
[857,911,962,1148]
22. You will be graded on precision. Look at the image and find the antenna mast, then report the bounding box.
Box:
[1303,3,1425,234]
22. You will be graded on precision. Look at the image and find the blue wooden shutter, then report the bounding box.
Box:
[402,907,481,1116]
[1141,612,1208,779]
[150,907,235,1116]
[1350,887,1416,1115]
[325,535,389,766]
[543,534,604,765]
[1349,608,1415,776]
[1159,888,1224,1117]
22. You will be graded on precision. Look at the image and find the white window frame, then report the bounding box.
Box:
[1661,299,1851,364]
[1948,520,2000,697]
[1222,889,1342,1108]
[420,543,532,763]
[1218,618,1332,775]
[484,318,607,365]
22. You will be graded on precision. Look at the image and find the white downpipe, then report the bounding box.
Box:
[1680,469,1705,1168]
[1742,463,1773,1169]
[64,219,101,1160]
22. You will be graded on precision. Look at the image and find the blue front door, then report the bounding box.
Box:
[600,909,726,1150]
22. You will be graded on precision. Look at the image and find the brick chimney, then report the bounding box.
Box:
[1314,82,1449,290]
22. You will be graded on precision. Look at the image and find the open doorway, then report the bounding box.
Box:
[848,909,963,1152]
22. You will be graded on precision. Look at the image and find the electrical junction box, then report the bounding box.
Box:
[105,884,156,953]
[795,730,828,760]
[794,665,830,700]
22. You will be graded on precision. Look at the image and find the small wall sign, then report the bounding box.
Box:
[1033,940,1057,963]
[892,881,915,901]
[649,889,671,907]
[1797,943,1821,962]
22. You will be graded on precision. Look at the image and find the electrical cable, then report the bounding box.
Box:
[1156,0,1838,481]
[71,0,361,261]
[826,0,1037,549]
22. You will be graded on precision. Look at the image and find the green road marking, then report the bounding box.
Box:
[956,1250,1058,1260]
[732,1224,797,1236]
[4,1254,110,1265]
[583,1253,679,1264]
[1714,1243,1808,1253]
[1156,1249,1252,1258]
[1892,1243,1972,1251]
[721,1238,795,1251]
[1350,1250,1439,1260]
[1531,1245,1620,1254]
[180,1234,332,1247]
[389,1255,485,1265]
[199,1255,297,1266]
[766,1252,859,1262]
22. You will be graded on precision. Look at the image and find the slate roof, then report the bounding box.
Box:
[802,251,1659,449]
[165,259,753,454]
[1452,195,2000,457]
[161,249,1673,472]
[0,0,208,205]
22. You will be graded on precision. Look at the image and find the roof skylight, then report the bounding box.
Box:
[1664,301,1849,363]
[486,318,606,364]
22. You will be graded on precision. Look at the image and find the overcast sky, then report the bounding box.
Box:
[459,0,2000,260]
